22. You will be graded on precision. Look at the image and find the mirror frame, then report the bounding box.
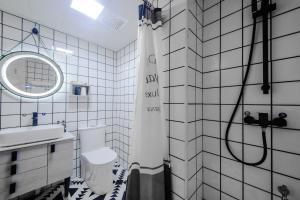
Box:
[0,51,64,99]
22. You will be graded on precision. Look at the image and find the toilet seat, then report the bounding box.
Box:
[81,147,117,165]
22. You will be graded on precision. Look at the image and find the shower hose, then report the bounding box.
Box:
[224,18,268,166]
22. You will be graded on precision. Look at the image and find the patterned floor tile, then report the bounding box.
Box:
[35,164,127,200]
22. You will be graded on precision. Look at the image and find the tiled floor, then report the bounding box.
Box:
[35,164,127,200]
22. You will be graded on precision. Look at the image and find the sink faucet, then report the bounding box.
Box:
[32,112,38,126]
[57,121,66,132]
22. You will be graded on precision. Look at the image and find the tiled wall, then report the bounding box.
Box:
[202,0,300,199]
[113,41,137,169]
[160,0,203,199]
[186,0,203,199]
[0,10,115,178]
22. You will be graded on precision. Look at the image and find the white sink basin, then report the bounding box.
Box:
[0,124,64,147]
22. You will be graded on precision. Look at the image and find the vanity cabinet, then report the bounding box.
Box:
[0,134,73,200]
[47,140,73,184]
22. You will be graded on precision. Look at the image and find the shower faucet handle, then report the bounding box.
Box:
[271,113,288,127]
[245,111,251,116]
[244,111,256,124]
[244,111,288,128]
[279,113,287,118]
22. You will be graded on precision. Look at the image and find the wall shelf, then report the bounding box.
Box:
[70,81,89,96]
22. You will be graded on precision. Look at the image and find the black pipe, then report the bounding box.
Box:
[225,0,277,166]
[261,0,271,94]
[225,19,266,166]
[225,0,267,166]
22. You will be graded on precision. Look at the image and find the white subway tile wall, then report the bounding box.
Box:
[0,11,115,178]
[202,0,300,200]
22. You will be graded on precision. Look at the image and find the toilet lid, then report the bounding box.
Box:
[82,147,117,165]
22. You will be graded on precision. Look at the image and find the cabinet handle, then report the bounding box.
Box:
[9,183,16,194]
[10,164,17,176]
[11,151,18,162]
[50,144,55,153]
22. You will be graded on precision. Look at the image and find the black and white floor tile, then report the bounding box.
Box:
[35,163,127,200]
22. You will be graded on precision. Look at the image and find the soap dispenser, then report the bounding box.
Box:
[32,112,38,126]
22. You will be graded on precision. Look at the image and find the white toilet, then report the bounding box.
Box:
[79,125,117,195]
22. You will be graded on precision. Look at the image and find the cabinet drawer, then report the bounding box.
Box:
[0,145,47,165]
[0,155,47,179]
[0,167,47,200]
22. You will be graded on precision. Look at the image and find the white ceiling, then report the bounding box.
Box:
[0,0,140,51]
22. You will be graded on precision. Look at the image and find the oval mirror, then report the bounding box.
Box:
[0,51,64,99]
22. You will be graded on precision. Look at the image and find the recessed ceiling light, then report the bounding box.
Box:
[71,0,104,20]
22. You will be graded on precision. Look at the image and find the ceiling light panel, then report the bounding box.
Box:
[71,0,104,20]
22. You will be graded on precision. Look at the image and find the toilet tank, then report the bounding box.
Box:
[79,125,107,154]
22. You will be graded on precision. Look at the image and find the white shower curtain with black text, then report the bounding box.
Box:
[126,4,170,200]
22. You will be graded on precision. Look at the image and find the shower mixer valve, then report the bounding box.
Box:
[278,185,290,200]
[244,111,287,128]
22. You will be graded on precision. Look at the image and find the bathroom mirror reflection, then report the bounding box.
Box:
[0,51,64,98]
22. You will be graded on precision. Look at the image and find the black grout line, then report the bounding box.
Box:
[270,0,274,198]
[219,1,222,199]
[0,10,108,52]
[203,150,300,183]
[203,166,282,199]
[203,182,239,200]
[203,29,300,59]
[0,33,114,60]
[203,0,224,13]
[202,54,300,74]
[194,1,199,198]
[162,28,186,40]
[203,133,300,157]
[168,0,172,193]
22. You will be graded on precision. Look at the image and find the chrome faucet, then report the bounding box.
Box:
[278,185,289,200]
[57,121,66,132]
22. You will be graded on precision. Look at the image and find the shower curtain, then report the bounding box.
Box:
[126,3,170,200]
